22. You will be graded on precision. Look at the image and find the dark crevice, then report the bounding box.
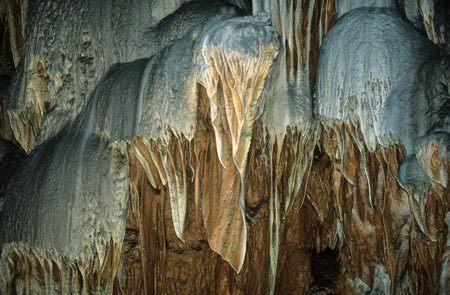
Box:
[310,247,340,294]
[0,10,18,145]
[0,12,14,78]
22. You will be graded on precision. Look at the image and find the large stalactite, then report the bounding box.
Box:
[0,0,448,294]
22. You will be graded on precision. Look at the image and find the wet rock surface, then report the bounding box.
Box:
[0,0,448,294]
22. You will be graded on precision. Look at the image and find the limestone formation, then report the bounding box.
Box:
[0,0,448,294]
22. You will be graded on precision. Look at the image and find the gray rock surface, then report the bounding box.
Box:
[0,11,278,275]
[5,0,242,152]
[0,0,448,293]
[317,7,444,153]
[335,0,395,17]
[0,138,23,206]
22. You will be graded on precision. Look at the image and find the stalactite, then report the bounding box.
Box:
[198,15,279,272]
[4,0,242,153]
[440,213,450,293]
[0,242,121,293]
[0,0,448,294]
[4,0,24,66]
[317,122,449,293]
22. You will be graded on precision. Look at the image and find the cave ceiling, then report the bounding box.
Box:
[0,0,449,294]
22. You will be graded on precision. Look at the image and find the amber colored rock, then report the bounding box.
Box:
[0,0,449,294]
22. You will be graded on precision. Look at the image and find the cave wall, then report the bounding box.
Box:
[0,0,448,294]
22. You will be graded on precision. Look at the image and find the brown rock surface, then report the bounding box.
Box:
[0,0,448,294]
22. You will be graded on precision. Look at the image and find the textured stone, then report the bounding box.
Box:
[0,0,448,294]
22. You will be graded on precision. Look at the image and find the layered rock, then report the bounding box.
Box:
[4,0,243,153]
[0,0,448,294]
[0,12,282,293]
[316,3,449,293]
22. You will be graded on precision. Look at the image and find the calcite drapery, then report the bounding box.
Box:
[198,15,279,272]
[0,0,449,294]
[316,3,449,293]
[0,10,280,292]
[5,0,242,153]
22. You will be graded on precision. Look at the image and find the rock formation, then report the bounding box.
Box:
[0,0,448,294]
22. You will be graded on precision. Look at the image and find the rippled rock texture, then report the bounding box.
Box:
[0,0,448,294]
